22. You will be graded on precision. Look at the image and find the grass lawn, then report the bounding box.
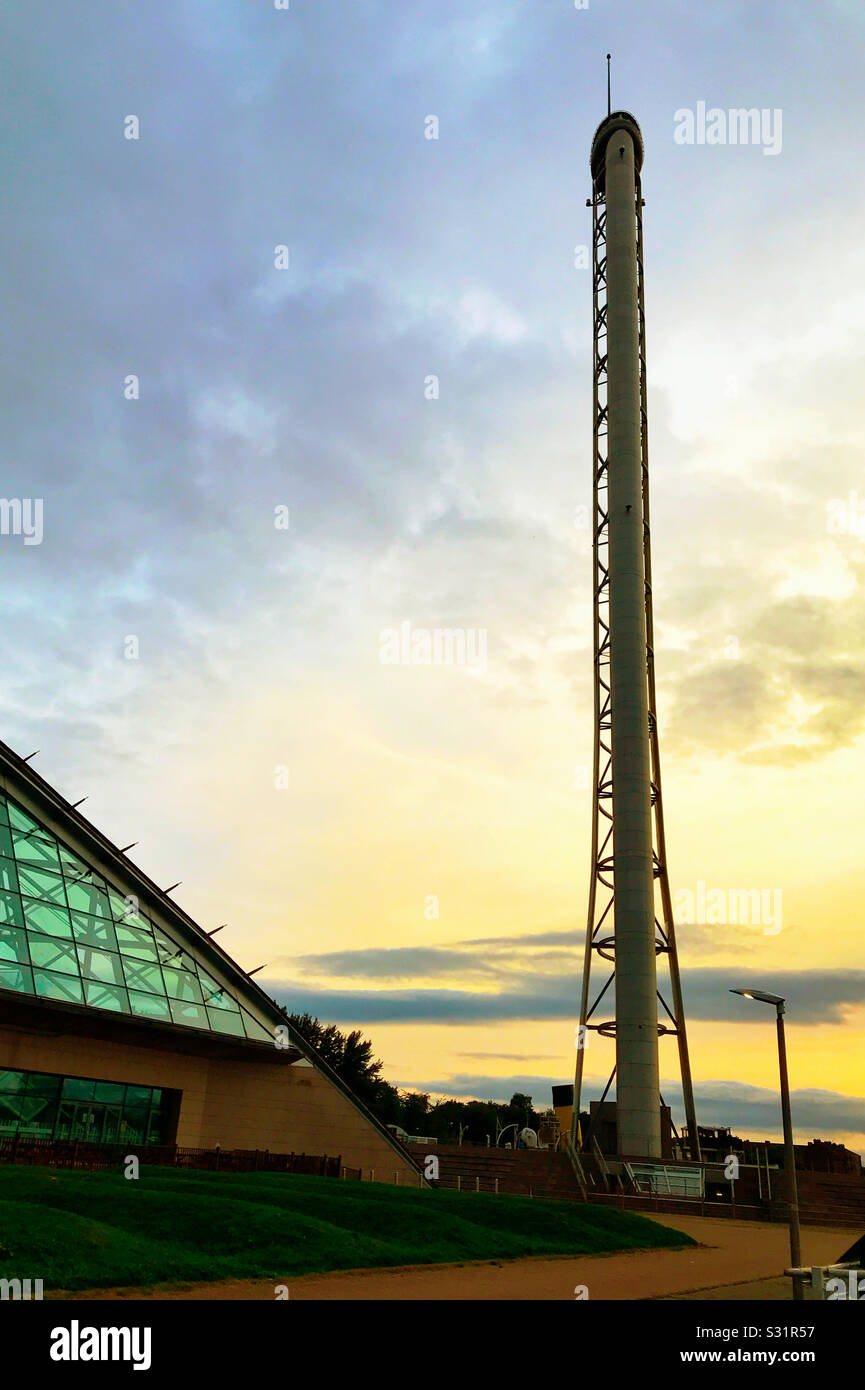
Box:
[0,1165,695,1293]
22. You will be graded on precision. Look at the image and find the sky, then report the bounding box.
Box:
[1,0,864,1152]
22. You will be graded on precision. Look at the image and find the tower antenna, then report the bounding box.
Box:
[606,53,611,116]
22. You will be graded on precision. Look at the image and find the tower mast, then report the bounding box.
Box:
[574,95,699,1162]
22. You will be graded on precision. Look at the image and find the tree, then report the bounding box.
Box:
[502,1092,540,1135]
[285,1013,399,1114]
[400,1091,431,1135]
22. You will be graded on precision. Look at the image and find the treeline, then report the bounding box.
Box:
[286,1013,543,1144]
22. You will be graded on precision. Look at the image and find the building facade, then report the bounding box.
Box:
[0,739,419,1182]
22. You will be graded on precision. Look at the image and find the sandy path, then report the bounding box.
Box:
[56,1215,861,1301]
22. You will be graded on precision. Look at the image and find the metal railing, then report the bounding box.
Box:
[785,1263,864,1301]
[0,1135,356,1178]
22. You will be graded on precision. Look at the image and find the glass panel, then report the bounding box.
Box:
[12,830,61,873]
[162,968,202,1003]
[24,1073,62,1096]
[146,1111,167,1144]
[16,865,67,905]
[52,1101,74,1140]
[26,934,78,975]
[56,841,90,877]
[78,946,125,985]
[107,886,138,923]
[55,1100,101,1141]
[121,959,164,995]
[115,923,159,961]
[0,825,13,860]
[64,879,112,919]
[93,1081,125,1103]
[0,890,23,926]
[33,969,84,1004]
[61,1077,96,1100]
[7,801,46,836]
[0,925,29,964]
[169,1000,208,1029]
[0,797,8,824]
[123,1085,151,1106]
[83,979,129,1013]
[198,968,240,1011]
[0,858,19,894]
[15,1095,58,1137]
[128,990,171,1020]
[241,1010,276,1042]
[0,962,33,994]
[113,903,150,931]
[153,930,196,973]
[0,1100,19,1136]
[206,1008,245,1036]
[22,898,73,937]
[71,912,118,950]
[0,1069,26,1092]
[100,1105,123,1142]
[120,1108,149,1144]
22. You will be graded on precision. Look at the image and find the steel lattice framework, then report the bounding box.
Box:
[573,159,700,1160]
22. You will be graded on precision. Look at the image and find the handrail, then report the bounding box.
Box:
[561,1133,589,1200]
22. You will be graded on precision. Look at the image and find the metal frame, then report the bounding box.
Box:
[573,166,700,1161]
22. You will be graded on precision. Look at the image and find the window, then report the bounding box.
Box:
[0,790,274,1043]
[0,1068,177,1146]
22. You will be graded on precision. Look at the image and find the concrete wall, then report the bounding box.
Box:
[0,1026,419,1184]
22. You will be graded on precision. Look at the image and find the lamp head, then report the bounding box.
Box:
[731,988,786,1008]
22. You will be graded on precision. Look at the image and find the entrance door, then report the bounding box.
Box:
[57,1101,103,1142]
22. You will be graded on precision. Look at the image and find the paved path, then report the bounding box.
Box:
[59,1215,861,1301]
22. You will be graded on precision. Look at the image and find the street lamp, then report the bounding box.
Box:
[730,989,802,1301]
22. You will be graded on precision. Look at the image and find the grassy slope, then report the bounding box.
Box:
[0,1165,695,1292]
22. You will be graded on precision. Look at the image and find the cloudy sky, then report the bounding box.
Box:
[2,1,864,1151]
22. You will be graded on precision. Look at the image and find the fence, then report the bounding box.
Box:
[0,1135,360,1179]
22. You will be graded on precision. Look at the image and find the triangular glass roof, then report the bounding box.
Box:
[0,790,274,1044]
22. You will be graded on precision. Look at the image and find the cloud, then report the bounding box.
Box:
[287,946,502,982]
[270,966,865,1026]
[457,1052,561,1062]
[398,1072,865,1141]
[691,1081,865,1140]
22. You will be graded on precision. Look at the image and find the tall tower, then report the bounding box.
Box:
[574,102,699,1160]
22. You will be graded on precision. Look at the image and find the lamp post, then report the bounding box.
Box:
[730,989,802,1300]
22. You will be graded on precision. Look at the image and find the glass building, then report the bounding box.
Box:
[0,1068,175,1145]
[0,789,272,1044]
[0,736,418,1180]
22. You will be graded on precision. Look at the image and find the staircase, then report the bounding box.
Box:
[425,1144,865,1229]
[429,1144,586,1201]
[796,1173,865,1229]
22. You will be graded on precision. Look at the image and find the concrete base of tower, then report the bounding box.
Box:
[589,1101,674,1161]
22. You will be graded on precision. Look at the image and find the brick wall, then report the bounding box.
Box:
[0,1027,419,1184]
